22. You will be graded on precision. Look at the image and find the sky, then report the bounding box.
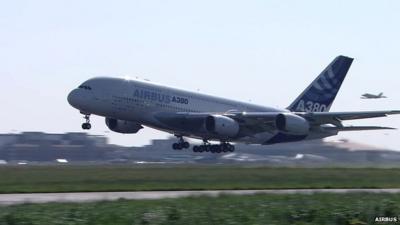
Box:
[0,0,399,149]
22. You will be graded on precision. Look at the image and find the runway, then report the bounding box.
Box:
[1,189,400,205]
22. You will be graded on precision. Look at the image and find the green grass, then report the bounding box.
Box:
[1,166,400,193]
[1,193,399,225]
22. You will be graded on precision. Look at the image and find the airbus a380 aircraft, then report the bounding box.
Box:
[68,56,399,153]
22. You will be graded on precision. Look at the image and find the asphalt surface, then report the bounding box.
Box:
[1,189,400,205]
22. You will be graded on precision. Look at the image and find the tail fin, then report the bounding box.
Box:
[287,55,353,112]
[379,92,383,97]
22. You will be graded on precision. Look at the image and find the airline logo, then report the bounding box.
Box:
[295,67,337,112]
[133,89,189,105]
[290,56,353,112]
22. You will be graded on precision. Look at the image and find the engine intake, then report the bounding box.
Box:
[275,113,310,135]
[205,115,239,138]
[105,118,143,134]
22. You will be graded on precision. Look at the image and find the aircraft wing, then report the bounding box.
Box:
[167,111,278,134]
[299,110,400,122]
[228,110,400,120]
[225,112,278,133]
[226,110,400,129]
[166,110,399,134]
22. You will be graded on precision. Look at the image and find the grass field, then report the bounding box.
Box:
[1,193,399,225]
[1,166,400,193]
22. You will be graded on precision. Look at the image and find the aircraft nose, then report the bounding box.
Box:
[67,89,81,108]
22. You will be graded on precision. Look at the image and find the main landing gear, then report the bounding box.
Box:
[172,136,235,153]
[81,114,92,130]
[193,142,235,153]
[172,135,190,150]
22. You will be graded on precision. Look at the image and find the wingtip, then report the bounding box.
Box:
[384,127,397,130]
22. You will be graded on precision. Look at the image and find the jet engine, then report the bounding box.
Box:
[105,118,143,134]
[275,113,310,135]
[205,115,239,138]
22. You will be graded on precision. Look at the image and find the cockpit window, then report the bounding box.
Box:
[78,85,92,90]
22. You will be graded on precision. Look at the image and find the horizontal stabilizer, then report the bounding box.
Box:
[324,126,396,131]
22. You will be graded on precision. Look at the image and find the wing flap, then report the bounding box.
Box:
[323,126,396,131]
[162,110,399,134]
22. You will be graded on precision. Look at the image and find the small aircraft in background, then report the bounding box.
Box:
[361,92,387,99]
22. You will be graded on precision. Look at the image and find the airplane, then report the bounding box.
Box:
[361,92,387,99]
[67,55,400,153]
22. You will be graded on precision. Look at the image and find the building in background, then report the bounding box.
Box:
[0,132,399,166]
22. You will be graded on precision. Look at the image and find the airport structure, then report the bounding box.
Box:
[0,132,400,166]
[0,132,107,164]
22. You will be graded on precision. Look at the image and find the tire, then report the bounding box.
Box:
[183,142,190,149]
[198,146,204,153]
[82,123,91,130]
[215,145,222,153]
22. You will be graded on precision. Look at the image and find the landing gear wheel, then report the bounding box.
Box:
[82,123,91,130]
[215,145,222,153]
[198,146,204,153]
[210,145,216,153]
[81,114,92,130]
[172,135,190,150]
[192,142,235,153]
[228,144,235,152]
[172,143,182,150]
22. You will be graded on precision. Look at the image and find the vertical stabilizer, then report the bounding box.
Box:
[287,55,353,112]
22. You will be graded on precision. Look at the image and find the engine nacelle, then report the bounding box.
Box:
[105,118,143,134]
[275,113,310,135]
[205,115,239,138]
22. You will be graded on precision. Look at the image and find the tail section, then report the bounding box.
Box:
[287,55,353,112]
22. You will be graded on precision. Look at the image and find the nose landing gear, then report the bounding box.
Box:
[81,114,92,130]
